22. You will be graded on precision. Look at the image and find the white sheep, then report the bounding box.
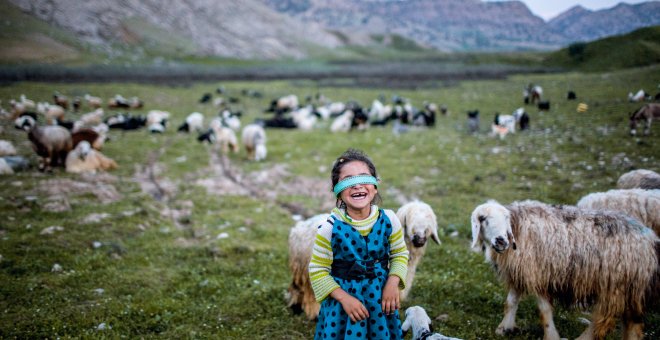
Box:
[36,102,65,125]
[241,124,267,161]
[0,140,17,157]
[616,169,660,190]
[577,188,660,235]
[471,200,659,340]
[286,213,330,320]
[147,110,170,133]
[330,110,354,133]
[20,94,36,110]
[79,108,104,126]
[210,118,238,154]
[290,105,317,131]
[177,112,205,133]
[65,141,117,174]
[396,200,441,301]
[84,94,103,109]
[402,306,462,340]
[220,110,241,131]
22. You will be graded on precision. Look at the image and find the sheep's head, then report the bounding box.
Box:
[471,200,516,254]
[401,202,441,248]
[76,141,92,160]
[402,306,432,339]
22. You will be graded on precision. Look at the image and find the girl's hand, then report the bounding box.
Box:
[381,276,400,315]
[331,289,369,323]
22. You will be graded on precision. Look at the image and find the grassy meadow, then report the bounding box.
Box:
[0,65,659,339]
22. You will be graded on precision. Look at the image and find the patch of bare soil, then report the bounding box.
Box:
[37,174,122,212]
[196,152,335,217]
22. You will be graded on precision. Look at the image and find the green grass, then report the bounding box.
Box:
[0,64,659,338]
[544,25,660,72]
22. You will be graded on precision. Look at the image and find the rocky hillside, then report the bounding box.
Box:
[5,0,660,59]
[6,0,342,59]
[261,0,660,51]
[548,2,660,42]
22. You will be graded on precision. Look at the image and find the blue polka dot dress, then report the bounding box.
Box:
[314,209,403,340]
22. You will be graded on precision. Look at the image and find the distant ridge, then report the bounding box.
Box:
[3,0,660,59]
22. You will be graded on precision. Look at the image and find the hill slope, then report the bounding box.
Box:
[544,25,660,71]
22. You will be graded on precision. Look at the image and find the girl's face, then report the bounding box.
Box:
[338,161,377,215]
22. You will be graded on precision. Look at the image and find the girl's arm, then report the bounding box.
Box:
[330,288,369,322]
[385,210,409,289]
[381,275,401,315]
[309,220,340,302]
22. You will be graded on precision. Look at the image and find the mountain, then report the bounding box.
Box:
[3,0,660,60]
[261,0,566,51]
[548,2,660,43]
[4,0,342,60]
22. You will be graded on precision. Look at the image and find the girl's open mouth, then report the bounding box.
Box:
[350,192,367,200]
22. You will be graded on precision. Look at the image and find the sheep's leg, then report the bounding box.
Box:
[496,289,520,335]
[536,296,560,340]
[643,117,651,135]
[622,308,644,340]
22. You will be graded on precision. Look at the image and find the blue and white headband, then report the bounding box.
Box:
[333,175,378,197]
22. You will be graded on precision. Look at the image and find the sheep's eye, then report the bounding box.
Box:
[478,215,486,223]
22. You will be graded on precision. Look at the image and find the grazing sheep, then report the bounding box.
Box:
[330,110,354,133]
[267,94,299,113]
[491,113,516,139]
[79,108,104,126]
[84,94,103,109]
[396,201,441,301]
[19,94,36,110]
[17,116,72,171]
[220,110,241,131]
[128,96,143,109]
[210,118,238,154]
[177,112,205,133]
[470,200,659,340]
[0,140,17,156]
[108,94,130,108]
[467,110,479,134]
[402,306,462,340]
[629,103,660,136]
[53,92,69,109]
[241,124,267,161]
[577,188,660,235]
[36,102,66,125]
[71,128,105,150]
[9,99,27,119]
[628,89,649,103]
[286,213,330,320]
[65,141,117,174]
[616,169,660,190]
[147,110,170,133]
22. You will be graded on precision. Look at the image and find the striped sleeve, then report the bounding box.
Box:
[385,209,409,290]
[309,218,340,302]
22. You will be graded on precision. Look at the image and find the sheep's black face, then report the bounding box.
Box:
[492,236,509,253]
[411,235,427,248]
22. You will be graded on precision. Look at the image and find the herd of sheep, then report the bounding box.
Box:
[1,86,658,339]
[287,169,659,340]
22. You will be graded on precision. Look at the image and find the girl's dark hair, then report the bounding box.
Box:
[331,148,382,208]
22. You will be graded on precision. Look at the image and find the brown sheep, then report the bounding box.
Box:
[471,200,659,340]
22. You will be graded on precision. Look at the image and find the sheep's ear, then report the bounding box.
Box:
[506,210,517,251]
[470,211,482,251]
[401,317,411,332]
[431,225,441,245]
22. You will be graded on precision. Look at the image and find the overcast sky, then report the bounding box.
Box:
[487,0,652,21]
